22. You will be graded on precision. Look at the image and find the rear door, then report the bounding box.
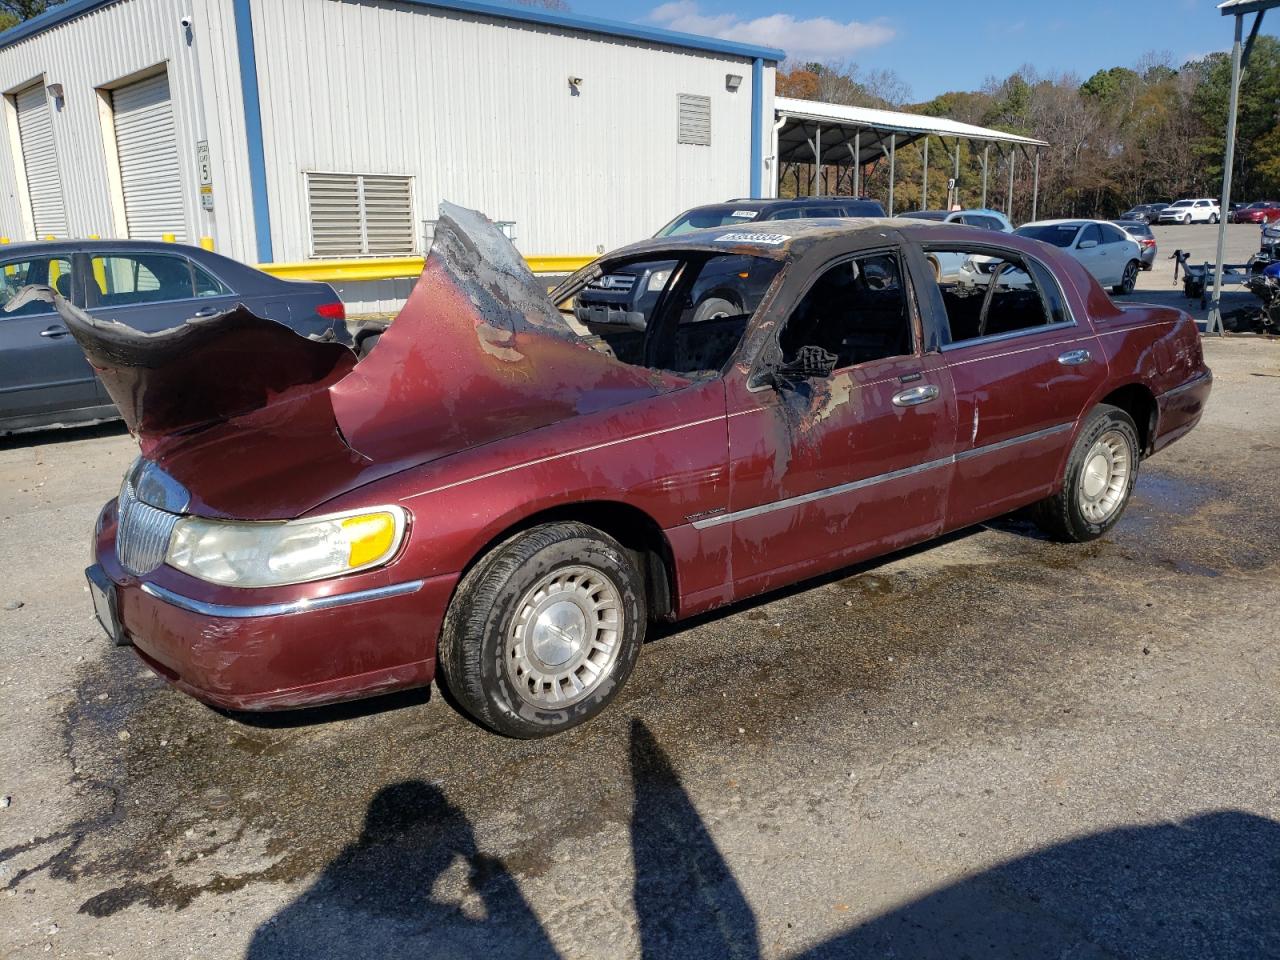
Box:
[1073,224,1113,284]
[85,250,237,332]
[917,242,1106,527]
[0,252,98,420]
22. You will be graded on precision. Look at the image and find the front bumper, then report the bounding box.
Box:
[91,500,458,711]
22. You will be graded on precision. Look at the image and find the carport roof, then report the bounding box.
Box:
[775,96,1049,166]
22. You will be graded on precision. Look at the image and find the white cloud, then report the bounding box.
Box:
[647,1,894,61]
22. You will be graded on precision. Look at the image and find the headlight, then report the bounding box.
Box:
[647,269,672,292]
[166,506,407,587]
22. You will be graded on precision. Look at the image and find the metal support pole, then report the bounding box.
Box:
[953,139,961,208]
[1031,148,1040,223]
[981,143,990,208]
[813,125,822,196]
[1208,13,1247,336]
[853,130,861,196]
[888,133,896,216]
[1006,148,1016,218]
[921,136,929,211]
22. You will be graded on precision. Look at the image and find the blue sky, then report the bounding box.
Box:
[567,0,1280,101]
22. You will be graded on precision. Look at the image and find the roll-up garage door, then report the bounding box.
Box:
[14,83,66,239]
[112,71,185,241]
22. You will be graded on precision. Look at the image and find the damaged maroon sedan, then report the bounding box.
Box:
[71,205,1210,737]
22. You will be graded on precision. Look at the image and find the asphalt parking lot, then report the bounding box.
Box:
[2,252,1279,959]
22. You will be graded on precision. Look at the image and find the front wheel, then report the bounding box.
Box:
[1112,260,1139,295]
[692,296,739,323]
[1183,214,1192,224]
[438,522,646,738]
[1031,404,1140,543]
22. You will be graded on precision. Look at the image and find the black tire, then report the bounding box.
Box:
[1112,260,1139,295]
[354,330,382,357]
[1209,213,1219,225]
[692,296,738,323]
[437,522,646,738]
[1031,404,1140,543]
[1183,214,1192,224]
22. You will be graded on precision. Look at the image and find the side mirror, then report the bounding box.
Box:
[760,345,838,388]
[1078,239,1098,249]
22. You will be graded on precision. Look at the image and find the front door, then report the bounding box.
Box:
[721,248,958,599]
[0,251,99,423]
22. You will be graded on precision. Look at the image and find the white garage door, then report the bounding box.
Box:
[112,71,185,241]
[14,83,66,239]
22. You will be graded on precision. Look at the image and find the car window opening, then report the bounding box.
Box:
[560,252,783,379]
[778,252,913,370]
[927,248,1062,342]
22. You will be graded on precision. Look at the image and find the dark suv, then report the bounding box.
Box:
[574,197,886,329]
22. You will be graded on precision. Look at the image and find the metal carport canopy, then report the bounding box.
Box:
[774,97,1047,166]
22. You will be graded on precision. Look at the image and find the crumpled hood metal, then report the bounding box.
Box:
[42,203,685,519]
[329,203,684,466]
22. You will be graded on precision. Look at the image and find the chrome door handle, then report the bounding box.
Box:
[39,325,68,338]
[1058,349,1092,366]
[892,384,939,407]
[191,306,221,318]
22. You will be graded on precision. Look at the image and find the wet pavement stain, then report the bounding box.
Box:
[18,462,1278,922]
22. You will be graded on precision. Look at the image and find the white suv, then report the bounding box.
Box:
[1158,198,1221,225]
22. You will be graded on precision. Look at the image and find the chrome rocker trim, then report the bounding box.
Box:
[692,421,1074,530]
[140,578,426,618]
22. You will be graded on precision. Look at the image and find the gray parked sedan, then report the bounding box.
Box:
[0,240,348,435]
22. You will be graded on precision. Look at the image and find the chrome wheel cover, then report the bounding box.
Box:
[1078,429,1132,524]
[1122,262,1137,292]
[505,565,624,707]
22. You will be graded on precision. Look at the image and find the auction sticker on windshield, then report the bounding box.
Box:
[730,210,759,219]
[715,232,789,245]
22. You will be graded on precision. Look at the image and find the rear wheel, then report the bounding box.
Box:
[1112,260,1139,295]
[1031,405,1139,543]
[438,522,646,738]
[1209,213,1220,224]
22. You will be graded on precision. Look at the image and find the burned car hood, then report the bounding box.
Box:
[45,204,685,519]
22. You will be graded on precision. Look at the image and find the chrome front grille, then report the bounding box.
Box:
[587,273,637,293]
[115,462,187,577]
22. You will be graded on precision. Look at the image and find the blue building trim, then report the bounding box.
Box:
[394,0,784,61]
[749,57,763,198]
[232,0,273,263]
[0,0,785,62]
[0,0,118,52]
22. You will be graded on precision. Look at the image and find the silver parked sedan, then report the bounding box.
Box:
[1112,220,1158,271]
[0,240,348,435]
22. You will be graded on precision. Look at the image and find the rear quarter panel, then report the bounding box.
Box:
[1058,254,1209,453]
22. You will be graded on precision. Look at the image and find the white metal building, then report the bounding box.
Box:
[0,0,782,280]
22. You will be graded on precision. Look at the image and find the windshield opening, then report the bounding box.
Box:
[558,252,784,378]
[657,208,763,237]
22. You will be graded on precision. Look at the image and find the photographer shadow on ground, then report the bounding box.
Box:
[249,719,1280,960]
[245,779,558,960]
